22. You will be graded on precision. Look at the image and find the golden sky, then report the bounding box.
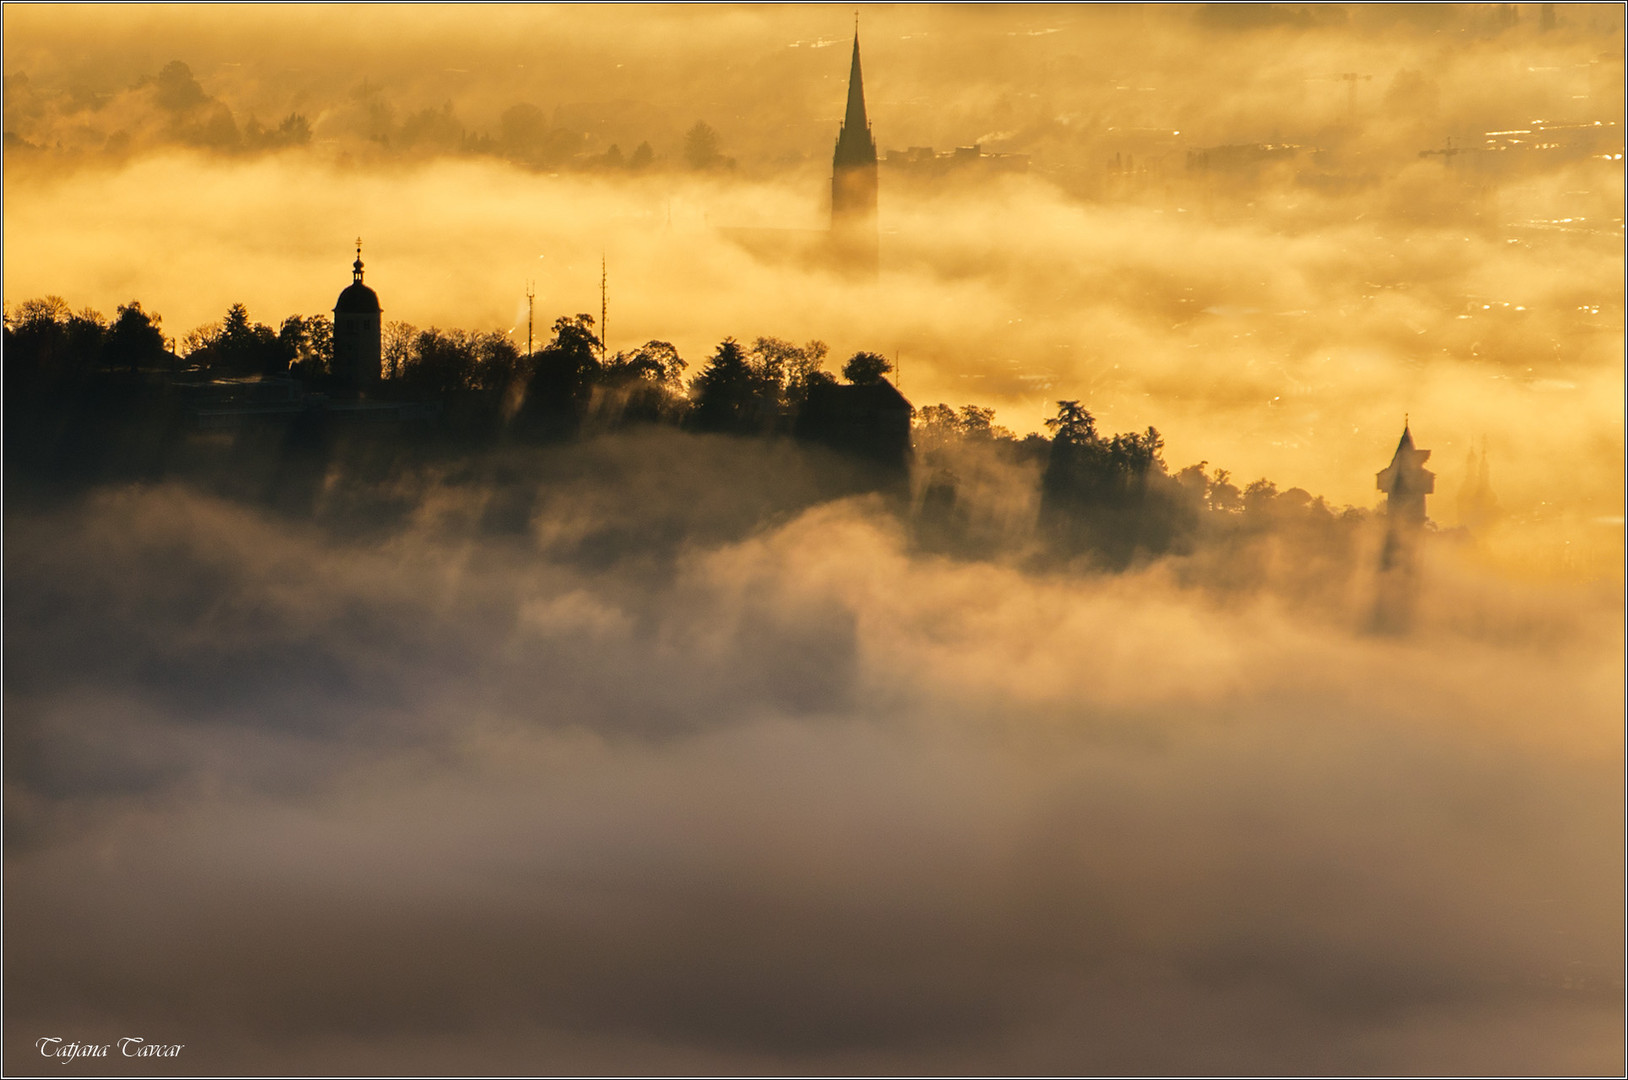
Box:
[6,4,1623,536]
[4,8,1624,1073]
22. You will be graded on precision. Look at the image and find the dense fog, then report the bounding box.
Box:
[4,4,1622,1074]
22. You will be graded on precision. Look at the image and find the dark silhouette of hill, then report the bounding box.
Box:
[6,290,1381,601]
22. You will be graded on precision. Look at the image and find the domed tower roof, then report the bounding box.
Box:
[334,240,381,314]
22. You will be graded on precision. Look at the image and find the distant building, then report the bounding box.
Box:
[795,379,911,471]
[1456,439,1502,531]
[332,241,382,391]
[1186,142,1303,174]
[1373,422,1434,632]
[831,30,879,274]
[884,144,1030,177]
[1376,421,1435,528]
[1419,117,1623,175]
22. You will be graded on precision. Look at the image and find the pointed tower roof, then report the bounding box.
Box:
[1388,420,1430,469]
[834,28,876,168]
[844,32,869,136]
[1377,420,1433,497]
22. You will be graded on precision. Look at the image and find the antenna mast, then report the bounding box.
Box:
[600,253,607,363]
[525,281,535,359]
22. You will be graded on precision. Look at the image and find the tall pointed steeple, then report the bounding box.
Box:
[839,32,872,158]
[834,30,876,170]
[831,24,879,274]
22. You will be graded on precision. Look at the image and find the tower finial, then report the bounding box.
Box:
[353,237,365,283]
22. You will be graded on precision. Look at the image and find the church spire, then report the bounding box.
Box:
[830,19,879,275]
[353,237,365,283]
[834,27,875,168]
[843,27,869,140]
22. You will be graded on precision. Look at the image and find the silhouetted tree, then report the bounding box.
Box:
[842,350,893,386]
[399,101,462,153]
[66,307,109,368]
[354,79,395,146]
[279,112,312,144]
[605,339,686,386]
[1207,467,1243,512]
[914,402,1017,454]
[1040,399,1176,564]
[915,403,961,450]
[279,315,332,380]
[683,121,723,169]
[394,328,521,401]
[1243,477,1279,514]
[521,314,602,428]
[630,141,654,169]
[1043,399,1164,505]
[148,61,239,149]
[1173,461,1211,505]
[959,405,1001,439]
[4,296,107,394]
[751,337,834,414]
[1045,399,1097,446]
[152,61,208,113]
[410,330,475,397]
[600,340,689,424]
[474,332,523,393]
[383,321,418,380]
[245,112,312,149]
[491,104,586,167]
[499,103,547,159]
[689,337,772,433]
[188,303,283,375]
[103,301,168,373]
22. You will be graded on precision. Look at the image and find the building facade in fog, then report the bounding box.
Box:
[831,30,879,274]
[332,241,382,391]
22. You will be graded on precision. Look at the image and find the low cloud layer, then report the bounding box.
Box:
[5,6,1622,1072]
[5,434,1622,1074]
[4,5,1624,528]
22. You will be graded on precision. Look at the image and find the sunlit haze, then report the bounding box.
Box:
[4,4,1623,1074]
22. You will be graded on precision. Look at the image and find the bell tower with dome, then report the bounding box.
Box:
[332,238,382,390]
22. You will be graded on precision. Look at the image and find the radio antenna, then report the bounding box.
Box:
[525,281,535,358]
